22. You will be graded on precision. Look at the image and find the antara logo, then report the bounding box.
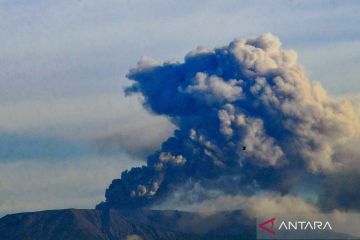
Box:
[258,217,333,235]
[278,220,332,230]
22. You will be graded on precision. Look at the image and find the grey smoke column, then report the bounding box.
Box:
[98,33,359,209]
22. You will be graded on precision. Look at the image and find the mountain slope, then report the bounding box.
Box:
[0,209,255,240]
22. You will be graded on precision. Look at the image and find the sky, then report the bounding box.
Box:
[0,0,360,216]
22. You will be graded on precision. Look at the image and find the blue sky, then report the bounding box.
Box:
[0,0,360,216]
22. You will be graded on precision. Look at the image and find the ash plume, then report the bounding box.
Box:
[98,33,360,210]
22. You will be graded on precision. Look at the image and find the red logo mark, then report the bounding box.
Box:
[258,217,276,235]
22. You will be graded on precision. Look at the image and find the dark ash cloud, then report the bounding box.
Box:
[319,170,360,211]
[98,33,360,210]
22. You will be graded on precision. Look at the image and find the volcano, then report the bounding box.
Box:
[0,208,255,240]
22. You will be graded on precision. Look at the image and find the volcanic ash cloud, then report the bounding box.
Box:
[98,33,360,210]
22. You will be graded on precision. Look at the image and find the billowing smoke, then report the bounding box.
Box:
[97,33,360,210]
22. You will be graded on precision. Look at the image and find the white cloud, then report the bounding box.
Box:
[126,234,143,240]
[195,193,319,218]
